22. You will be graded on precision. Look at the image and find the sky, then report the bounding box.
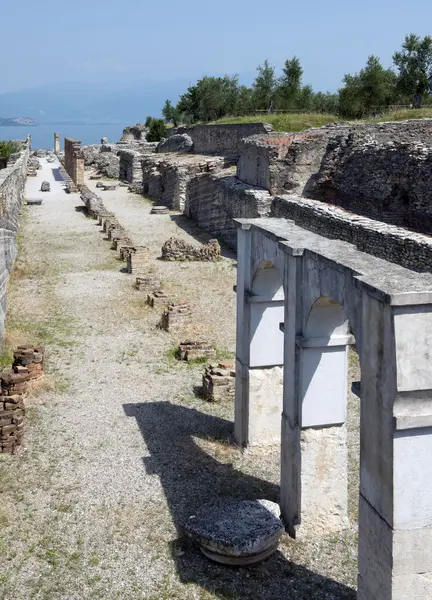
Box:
[2,0,432,96]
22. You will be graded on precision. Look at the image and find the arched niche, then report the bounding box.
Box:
[249,260,285,368]
[299,296,354,428]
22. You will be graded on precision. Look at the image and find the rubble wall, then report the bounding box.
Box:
[0,144,29,339]
[186,173,272,248]
[271,194,432,272]
[167,123,273,157]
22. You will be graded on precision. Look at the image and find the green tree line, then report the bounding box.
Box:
[159,33,432,125]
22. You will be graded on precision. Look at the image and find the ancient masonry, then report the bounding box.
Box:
[178,339,216,362]
[75,119,432,597]
[161,302,192,332]
[202,361,236,402]
[0,140,29,339]
[161,237,221,261]
[63,138,84,190]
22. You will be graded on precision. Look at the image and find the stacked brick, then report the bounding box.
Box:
[147,290,169,307]
[0,370,28,454]
[202,361,235,402]
[13,346,44,380]
[127,246,149,275]
[135,275,161,292]
[178,339,216,361]
[161,302,192,331]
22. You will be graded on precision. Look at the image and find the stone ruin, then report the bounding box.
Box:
[161,237,220,261]
[64,138,84,189]
[135,275,161,292]
[147,290,169,308]
[202,360,235,403]
[161,302,192,332]
[178,339,216,362]
[234,217,432,598]
[126,246,149,276]
[0,346,45,454]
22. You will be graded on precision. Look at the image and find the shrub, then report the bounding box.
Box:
[146,119,166,142]
[0,141,21,160]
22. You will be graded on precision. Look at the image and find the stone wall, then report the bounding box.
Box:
[0,143,29,339]
[236,119,432,235]
[119,150,143,183]
[271,194,432,272]
[185,173,272,248]
[121,124,147,141]
[167,123,273,157]
[64,138,84,188]
[142,154,227,211]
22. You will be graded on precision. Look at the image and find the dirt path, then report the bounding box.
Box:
[0,161,357,600]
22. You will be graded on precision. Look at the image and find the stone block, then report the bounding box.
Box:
[161,237,220,261]
[147,290,169,307]
[178,339,216,361]
[126,246,149,275]
[202,361,235,402]
[161,302,192,332]
[135,275,162,292]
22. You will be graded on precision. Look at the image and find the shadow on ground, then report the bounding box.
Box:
[169,214,236,260]
[51,167,65,182]
[124,401,356,600]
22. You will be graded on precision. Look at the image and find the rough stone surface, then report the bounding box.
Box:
[0,143,29,340]
[157,134,193,154]
[161,302,192,332]
[178,339,216,362]
[185,499,284,560]
[203,362,235,402]
[161,237,220,261]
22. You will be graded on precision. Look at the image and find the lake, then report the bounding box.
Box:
[0,124,126,150]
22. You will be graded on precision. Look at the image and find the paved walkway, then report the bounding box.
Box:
[0,160,357,600]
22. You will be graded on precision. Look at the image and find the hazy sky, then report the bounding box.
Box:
[3,0,432,95]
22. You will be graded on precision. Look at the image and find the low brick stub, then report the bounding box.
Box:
[166,123,273,157]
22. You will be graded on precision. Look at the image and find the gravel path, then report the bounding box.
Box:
[0,161,358,600]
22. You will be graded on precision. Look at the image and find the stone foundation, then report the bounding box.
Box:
[161,302,192,332]
[202,361,235,402]
[126,246,149,275]
[0,368,28,454]
[178,339,216,361]
[12,345,44,381]
[147,290,169,307]
[161,237,220,261]
[64,138,84,188]
[135,275,162,292]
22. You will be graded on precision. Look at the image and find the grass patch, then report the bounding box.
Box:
[209,107,432,132]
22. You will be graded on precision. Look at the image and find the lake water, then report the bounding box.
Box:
[0,124,125,149]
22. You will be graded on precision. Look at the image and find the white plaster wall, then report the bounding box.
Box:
[250,302,284,367]
[248,366,283,446]
[394,305,432,391]
[299,425,348,534]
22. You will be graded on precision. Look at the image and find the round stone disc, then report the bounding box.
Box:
[185,499,284,560]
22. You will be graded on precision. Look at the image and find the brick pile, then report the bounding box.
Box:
[161,302,192,331]
[147,290,169,307]
[202,361,235,402]
[127,246,149,275]
[0,369,28,454]
[135,275,162,292]
[178,339,216,361]
[13,345,44,381]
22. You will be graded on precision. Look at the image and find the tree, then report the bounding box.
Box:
[146,119,166,142]
[252,60,277,111]
[277,56,303,109]
[162,99,180,126]
[393,34,432,107]
[145,115,154,127]
[339,56,397,117]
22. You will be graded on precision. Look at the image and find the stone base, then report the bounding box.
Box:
[135,276,162,292]
[161,302,192,331]
[203,361,235,402]
[147,290,169,307]
[127,246,149,275]
[186,499,284,566]
[178,339,216,361]
[13,346,44,381]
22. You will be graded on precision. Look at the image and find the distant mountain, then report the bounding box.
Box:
[0,116,37,126]
[0,80,191,125]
